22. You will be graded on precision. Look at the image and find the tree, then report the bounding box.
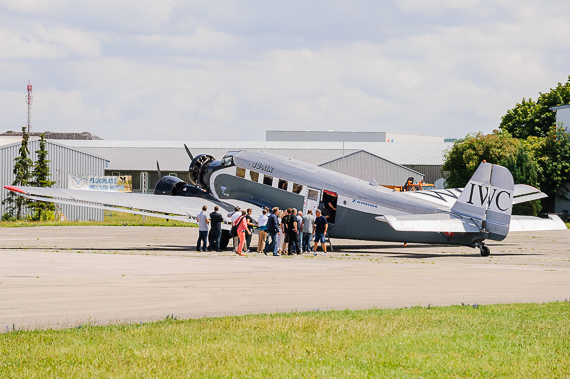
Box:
[2,127,33,220]
[442,130,541,215]
[442,130,521,188]
[29,133,56,221]
[500,76,570,139]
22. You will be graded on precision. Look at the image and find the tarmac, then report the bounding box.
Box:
[1,226,569,331]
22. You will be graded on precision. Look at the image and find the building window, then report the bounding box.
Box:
[263,175,273,186]
[169,173,177,177]
[293,183,303,194]
[236,167,246,178]
[250,171,259,182]
[278,179,288,190]
[112,172,120,176]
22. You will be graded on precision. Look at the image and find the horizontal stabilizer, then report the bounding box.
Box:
[512,184,548,204]
[376,214,481,233]
[509,215,567,231]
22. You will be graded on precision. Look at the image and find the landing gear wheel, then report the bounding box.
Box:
[480,244,490,257]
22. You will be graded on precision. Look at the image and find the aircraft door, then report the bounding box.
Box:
[305,188,320,216]
[320,190,338,224]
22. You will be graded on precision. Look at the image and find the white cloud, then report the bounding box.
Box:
[1,1,570,141]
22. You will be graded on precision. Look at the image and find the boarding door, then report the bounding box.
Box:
[305,188,320,216]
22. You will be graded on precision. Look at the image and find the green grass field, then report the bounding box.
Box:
[0,211,195,228]
[1,303,569,378]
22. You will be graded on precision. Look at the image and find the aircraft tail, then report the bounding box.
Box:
[451,162,514,239]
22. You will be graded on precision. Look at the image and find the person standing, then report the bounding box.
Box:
[196,205,210,252]
[295,209,303,253]
[313,209,328,256]
[235,210,250,256]
[208,206,224,252]
[245,208,256,252]
[280,209,291,255]
[257,208,268,253]
[228,206,241,252]
[301,209,315,253]
[287,208,300,255]
[277,210,285,254]
[264,207,280,256]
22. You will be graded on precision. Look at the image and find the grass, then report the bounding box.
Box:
[1,302,569,378]
[0,211,195,227]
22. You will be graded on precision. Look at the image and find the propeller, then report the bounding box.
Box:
[184,144,194,161]
[156,161,162,179]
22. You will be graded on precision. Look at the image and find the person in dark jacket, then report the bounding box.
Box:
[208,206,224,252]
[287,208,300,255]
[264,207,280,256]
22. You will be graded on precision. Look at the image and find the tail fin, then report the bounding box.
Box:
[451,162,514,239]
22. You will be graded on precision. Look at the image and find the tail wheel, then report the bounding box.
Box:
[480,244,490,257]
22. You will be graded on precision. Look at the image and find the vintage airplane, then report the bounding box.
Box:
[4,146,566,256]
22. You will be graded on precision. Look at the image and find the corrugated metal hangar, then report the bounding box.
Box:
[0,137,107,221]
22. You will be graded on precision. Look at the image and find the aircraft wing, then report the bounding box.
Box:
[4,185,231,223]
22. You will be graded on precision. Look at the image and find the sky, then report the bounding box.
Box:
[1,0,569,141]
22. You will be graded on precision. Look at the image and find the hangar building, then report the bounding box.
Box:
[0,137,107,221]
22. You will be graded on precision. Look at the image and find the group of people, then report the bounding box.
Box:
[195,205,329,257]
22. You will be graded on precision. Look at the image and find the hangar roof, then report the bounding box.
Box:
[59,140,451,168]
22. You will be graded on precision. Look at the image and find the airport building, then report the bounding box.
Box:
[0,137,107,221]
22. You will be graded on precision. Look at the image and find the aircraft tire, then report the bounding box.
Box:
[480,245,490,257]
[220,230,230,250]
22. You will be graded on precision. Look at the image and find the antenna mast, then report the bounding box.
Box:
[26,80,33,133]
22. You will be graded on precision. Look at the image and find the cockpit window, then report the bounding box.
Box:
[250,171,259,182]
[222,156,233,166]
[236,167,246,178]
[293,183,303,194]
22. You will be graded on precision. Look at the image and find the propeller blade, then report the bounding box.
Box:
[156,161,162,179]
[184,144,194,161]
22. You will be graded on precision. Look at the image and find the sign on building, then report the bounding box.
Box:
[68,174,132,192]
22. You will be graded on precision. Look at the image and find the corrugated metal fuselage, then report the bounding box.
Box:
[208,151,487,246]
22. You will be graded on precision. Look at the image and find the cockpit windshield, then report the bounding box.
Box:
[222,151,241,166]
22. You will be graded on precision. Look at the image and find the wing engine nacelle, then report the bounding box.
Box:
[154,175,187,195]
[189,154,215,189]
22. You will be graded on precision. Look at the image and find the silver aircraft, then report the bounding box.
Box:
[4,147,566,256]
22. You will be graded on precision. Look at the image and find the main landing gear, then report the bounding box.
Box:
[474,241,490,257]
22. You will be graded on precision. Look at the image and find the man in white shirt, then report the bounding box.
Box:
[196,205,210,251]
[257,208,269,253]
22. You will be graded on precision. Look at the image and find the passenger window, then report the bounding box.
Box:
[293,183,303,194]
[236,167,246,178]
[263,175,273,186]
[308,189,319,201]
[278,179,288,191]
[250,171,259,182]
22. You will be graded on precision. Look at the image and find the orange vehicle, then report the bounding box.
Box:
[382,177,435,192]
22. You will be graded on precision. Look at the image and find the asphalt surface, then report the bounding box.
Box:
[1,226,569,330]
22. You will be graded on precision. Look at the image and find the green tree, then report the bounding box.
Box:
[525,126,570,208]
[29,133,56,221]
[500,76,570,138]
[2,126,33,220]
[442,130,541,215]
